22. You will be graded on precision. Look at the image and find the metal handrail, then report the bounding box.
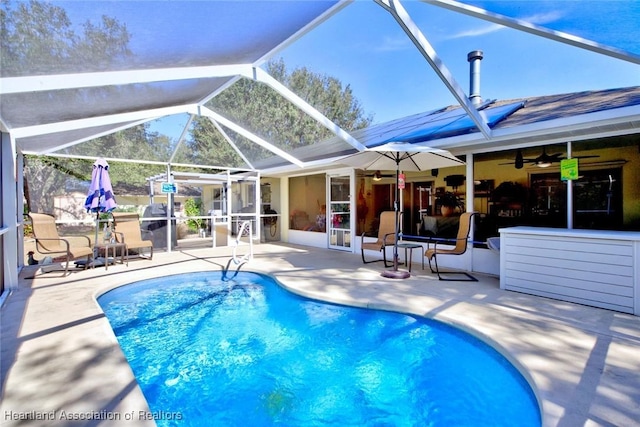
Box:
[222,220,253,281]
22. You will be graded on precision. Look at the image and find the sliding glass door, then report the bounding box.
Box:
[328,175,352,250]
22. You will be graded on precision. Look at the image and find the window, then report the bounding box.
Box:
[288,174,326,232]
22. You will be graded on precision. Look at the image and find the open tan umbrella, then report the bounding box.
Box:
[340,143,465,278]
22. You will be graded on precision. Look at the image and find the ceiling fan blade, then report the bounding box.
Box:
[499,155,538,167]
[546,154,600,162]
[500,149,600,168]
[361,172,394,177]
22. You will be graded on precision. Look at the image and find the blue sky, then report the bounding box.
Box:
[276,1,640,124]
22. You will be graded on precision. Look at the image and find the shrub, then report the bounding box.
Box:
[184,198,203,231]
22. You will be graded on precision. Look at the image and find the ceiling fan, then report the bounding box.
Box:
[359,170,395,181]
[501,147,599,169]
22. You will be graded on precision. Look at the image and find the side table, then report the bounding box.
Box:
[396,242,424,272]
[94,242,128,270]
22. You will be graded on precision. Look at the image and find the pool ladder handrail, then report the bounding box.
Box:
[222,220,253,280]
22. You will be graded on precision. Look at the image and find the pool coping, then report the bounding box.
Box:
[2,243,640,426]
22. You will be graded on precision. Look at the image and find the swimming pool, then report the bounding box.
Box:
[99,271,540,426]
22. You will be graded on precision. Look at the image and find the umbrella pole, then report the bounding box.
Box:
[393,172,399,269]
[95,211,100,246]
[93,211,100,265]
[381,156,410,279]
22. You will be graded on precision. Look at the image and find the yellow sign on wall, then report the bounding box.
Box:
[560,158,579,181]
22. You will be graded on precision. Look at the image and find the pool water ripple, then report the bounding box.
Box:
[99,271,540,427]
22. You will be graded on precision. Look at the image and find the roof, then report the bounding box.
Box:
[2,0,639,172]
[255,86,640,174]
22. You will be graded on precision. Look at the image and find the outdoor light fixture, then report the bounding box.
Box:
[536,160,552,168]
[372,171,382,181]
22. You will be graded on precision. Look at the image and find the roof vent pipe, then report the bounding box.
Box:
[467,50,483,107]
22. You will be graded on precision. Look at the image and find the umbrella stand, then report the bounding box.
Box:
[89,211,105,268]
[381,154,410,279]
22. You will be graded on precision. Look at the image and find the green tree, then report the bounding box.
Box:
[3,0,138,215]
[23,155,92,216]
[1,0,131,75]
[188,58,373,167]
[69,125,173,186]
[23,123,175,216]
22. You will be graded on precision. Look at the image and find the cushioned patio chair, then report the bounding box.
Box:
[111,212,153,260]
[361,211,398,267]
[425,212,478,281]
[28,212,93,276]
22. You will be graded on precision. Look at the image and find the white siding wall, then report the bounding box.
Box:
[500,227,640,315]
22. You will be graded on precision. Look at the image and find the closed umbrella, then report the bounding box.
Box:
[340,143,465,279]
[84,158,117,265]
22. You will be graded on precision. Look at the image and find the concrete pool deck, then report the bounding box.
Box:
[1,243,639,426]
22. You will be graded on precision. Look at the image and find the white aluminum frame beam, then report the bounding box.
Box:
[168,114,195,164]
[5,62,364,162]
[255,0,354,67]
[11,104,195,139]
[375,0,492,140]
[427,0,640,66]
[0,65,254,95]
[251,67,366,151]
[198,106,304,168]
[208,114,256,170]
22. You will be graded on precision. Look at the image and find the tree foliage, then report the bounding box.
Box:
[1,0,131,75]
[23,156,91,215]
[23,125,174,215]
[187,58,373,167]
[5,0,138,214]
[9,1,374,214]
[70,125,172,185]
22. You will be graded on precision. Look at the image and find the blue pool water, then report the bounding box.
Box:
[98,271,540,427]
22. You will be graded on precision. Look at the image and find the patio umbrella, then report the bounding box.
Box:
[340,143,465,279]
[84,158,117,262]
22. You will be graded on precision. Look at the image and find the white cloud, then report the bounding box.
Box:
[448,23,504,39]
[521,11,565,26]
[446,11,564,40]
[374,35,412,52]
